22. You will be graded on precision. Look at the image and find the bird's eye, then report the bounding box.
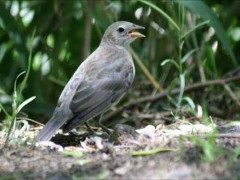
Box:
[118,27,125,33]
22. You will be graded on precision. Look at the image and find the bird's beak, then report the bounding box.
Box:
[128,25,145,38]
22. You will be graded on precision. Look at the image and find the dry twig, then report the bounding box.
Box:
[102,75,240,123]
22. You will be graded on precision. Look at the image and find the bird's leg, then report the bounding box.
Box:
[84,122,96,134]
[95,114,111,135]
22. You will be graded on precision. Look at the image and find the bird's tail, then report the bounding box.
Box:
[35,111,69,142]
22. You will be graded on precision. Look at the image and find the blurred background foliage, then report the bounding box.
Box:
[0,0,240,127]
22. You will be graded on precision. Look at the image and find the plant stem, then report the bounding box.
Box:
[177,0,185,108]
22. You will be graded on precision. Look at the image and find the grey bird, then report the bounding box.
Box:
[35,21,145,141]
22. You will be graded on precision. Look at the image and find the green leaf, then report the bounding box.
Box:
[17,96,36,113]
[182,96,195,109]
[0,88,6,94]
[205,45,218,77]
[131,148,176,156]
[180,0,237,65]
[188,135,218,162]
[181,49,197,63]
[0,102,10,118]
[61,150,83,157]
[161,59,180,69]
[14,71,26,97]
[233,144,240,161]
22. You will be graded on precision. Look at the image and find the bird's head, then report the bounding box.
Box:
[101,21,145,47]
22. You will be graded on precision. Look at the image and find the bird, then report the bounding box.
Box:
[35,21,145,141]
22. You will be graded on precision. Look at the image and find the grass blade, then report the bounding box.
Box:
[178,74,185,107]
[181,49,197,63]
[17,29,35,103]
[161,59,180,69]
[0,103,11,118]
[182,20,209,39]
[138,0,180,31]
[131,148,176,156]
[180,0,237,65]
[17,96,36,113]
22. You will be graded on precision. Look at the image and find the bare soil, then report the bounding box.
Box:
[0,123,240,180]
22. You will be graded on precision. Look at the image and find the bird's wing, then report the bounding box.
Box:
[63,78,127,132]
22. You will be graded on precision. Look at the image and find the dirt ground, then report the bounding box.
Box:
[0,122,240,179]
